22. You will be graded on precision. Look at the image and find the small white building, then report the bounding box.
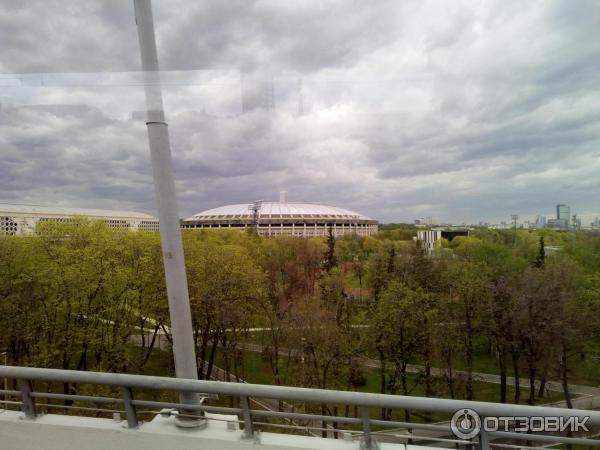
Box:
[417,228,470,252]
[0,203,160,236]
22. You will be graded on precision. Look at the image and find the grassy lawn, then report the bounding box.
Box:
[213,348,566,405]
[208,347,567,430]
[244,328,600,392]
[448,336,600,388]
[135,342,572,426]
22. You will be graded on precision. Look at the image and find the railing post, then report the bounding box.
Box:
[17,379,36,419]
[360,407,376,450]
[479,430,490,450]
[240,396,254,440]
[478,421,490,450]
[120,386,139,428]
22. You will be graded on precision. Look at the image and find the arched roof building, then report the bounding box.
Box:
[182,200,378,237]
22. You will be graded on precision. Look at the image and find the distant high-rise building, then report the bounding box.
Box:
[557,204,570,221]
[535,215,547,228]
[548,204,571,230]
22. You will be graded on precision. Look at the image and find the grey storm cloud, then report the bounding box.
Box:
[0,0,599,224]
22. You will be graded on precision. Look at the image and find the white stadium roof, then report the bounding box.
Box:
[0,203,156,219]
[186,202,375,221]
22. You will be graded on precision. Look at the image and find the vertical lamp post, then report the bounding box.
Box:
[133,0,203,424]
[511,214,519,246]
[1,351,7,404]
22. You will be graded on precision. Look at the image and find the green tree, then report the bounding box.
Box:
[449,261,489,400]
[517,266,563,405]
[371,281,435,420]
[534,236,545,268]
[323,227,337,273]
[185,236,264,380]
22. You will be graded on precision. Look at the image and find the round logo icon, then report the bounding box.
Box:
[451,408,481,439]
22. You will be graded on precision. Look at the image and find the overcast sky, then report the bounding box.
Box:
[1,0,599,224]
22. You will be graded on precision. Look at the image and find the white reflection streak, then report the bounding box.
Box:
[0,70,433,117]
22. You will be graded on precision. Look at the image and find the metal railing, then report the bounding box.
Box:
[1,365,600,449]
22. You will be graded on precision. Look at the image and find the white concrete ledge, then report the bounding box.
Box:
[0,410,428,450]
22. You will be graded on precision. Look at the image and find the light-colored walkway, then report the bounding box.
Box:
[237,342,600,397]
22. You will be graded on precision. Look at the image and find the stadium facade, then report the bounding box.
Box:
[182,197,378,237]
[0,204,160,236]
[1,197,378,238]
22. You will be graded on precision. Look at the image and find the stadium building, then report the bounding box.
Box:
[182,193,378,237]
[0,203,160,236]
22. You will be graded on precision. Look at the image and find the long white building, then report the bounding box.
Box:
[0,203,160,236]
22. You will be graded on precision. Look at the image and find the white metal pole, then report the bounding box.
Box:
[1,352,6,403]
[132,0,200,410]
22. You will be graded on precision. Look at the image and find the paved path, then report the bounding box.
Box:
[237,342,600,397]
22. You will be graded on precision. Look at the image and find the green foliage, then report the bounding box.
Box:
[0,219,159,372]
[1,220,599,410]
[323,227,337,272]
[184,234,265,379]
[376,223,418,241]
[534,236,545,268]
[372,281,436,387]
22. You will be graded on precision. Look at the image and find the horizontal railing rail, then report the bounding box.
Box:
[1,365,600,450]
